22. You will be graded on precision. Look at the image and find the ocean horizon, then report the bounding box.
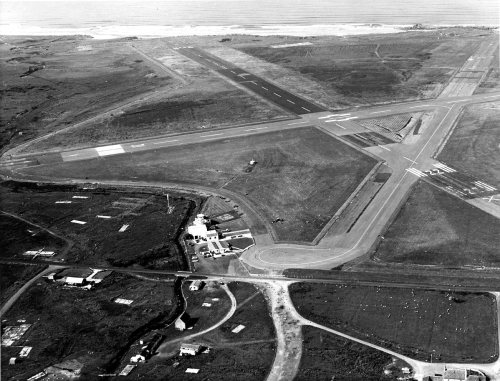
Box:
[0,0,498,38]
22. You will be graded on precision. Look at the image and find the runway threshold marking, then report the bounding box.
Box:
[152,139,179,145]
[406,168,427,177]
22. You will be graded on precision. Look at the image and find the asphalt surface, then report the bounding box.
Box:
[174,46,325,115]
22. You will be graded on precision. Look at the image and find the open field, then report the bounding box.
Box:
[1,35,287,154]
[475,46,499,94]
[296,326,406,381]
[210,29,490,109]
[438,101,500,188]
[290,282,498,363]
[0,181,202,269]
[0,272,178,380]
[28,84,288,153]
[138,282,275,380]
[20,128,377,242]
[0,263,47,306]
[372,181,500,267]
[0,36,173,153]
[0,212,68,259]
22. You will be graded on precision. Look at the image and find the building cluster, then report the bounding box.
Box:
[45,268,112,289]
[424,368,486,381]
[187,214,253,260]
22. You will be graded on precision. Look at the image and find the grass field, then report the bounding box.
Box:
[372,181,500,267]
[29,85,288,153]
[220,29,487,109]
[0,36,173,153]
[0,272,177,380]
[0,263,47,306]
[438,101,500,188]
[296,326,406,381]
[0,181,201,269]
[140,282,275,380]
[290,282,498,363]
[20,128,376,242]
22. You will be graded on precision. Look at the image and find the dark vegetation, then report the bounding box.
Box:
[0,181,202,269]
[136,282,275,381]
[296,326,405,381]
[290,282,498,363]
[0,263,46,305]
[0,213,67,259]
[229,30,484,108]
[372,181,500,267]
[19,128,376,243]
[0,272,178,380]
[0,36,172,153]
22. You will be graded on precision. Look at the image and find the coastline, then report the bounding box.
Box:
[0,23,497,40]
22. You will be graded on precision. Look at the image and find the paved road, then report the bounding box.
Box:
[0,265,62,317]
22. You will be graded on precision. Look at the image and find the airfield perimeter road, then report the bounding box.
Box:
[1,36,499,274]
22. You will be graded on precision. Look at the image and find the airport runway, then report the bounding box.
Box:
[173,46,325,115]
[1,38,499,274]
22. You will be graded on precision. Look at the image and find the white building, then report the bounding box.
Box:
[179,343,201,356]
[187,214,209,239]
[189,280,203,291]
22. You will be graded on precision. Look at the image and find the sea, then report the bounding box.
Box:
[0,0,498,39]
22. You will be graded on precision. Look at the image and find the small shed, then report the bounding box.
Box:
[189,280,204,291]
[179,343,201,356]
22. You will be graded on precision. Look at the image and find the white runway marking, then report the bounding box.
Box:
[261,86,268,90]
[378,145,391,151]
[153,139,179,145]
[286,99,295,104]
[245,127,268,131]
[406,168,427,177]
[66,153,80,157]
[318,114,337,119]
[130,144,145,148]
[71,220,87,225]
[96,144,125,157]
[371,110,391,114]
[433,163,456,173]
[483,196,500,202]
[403,156,418,164]
[273,93,282,97]
[301,107,311,112]
[287,121,307,125]
[474,181,497,191]
[231,70,237,74]
[72,196,88,199]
